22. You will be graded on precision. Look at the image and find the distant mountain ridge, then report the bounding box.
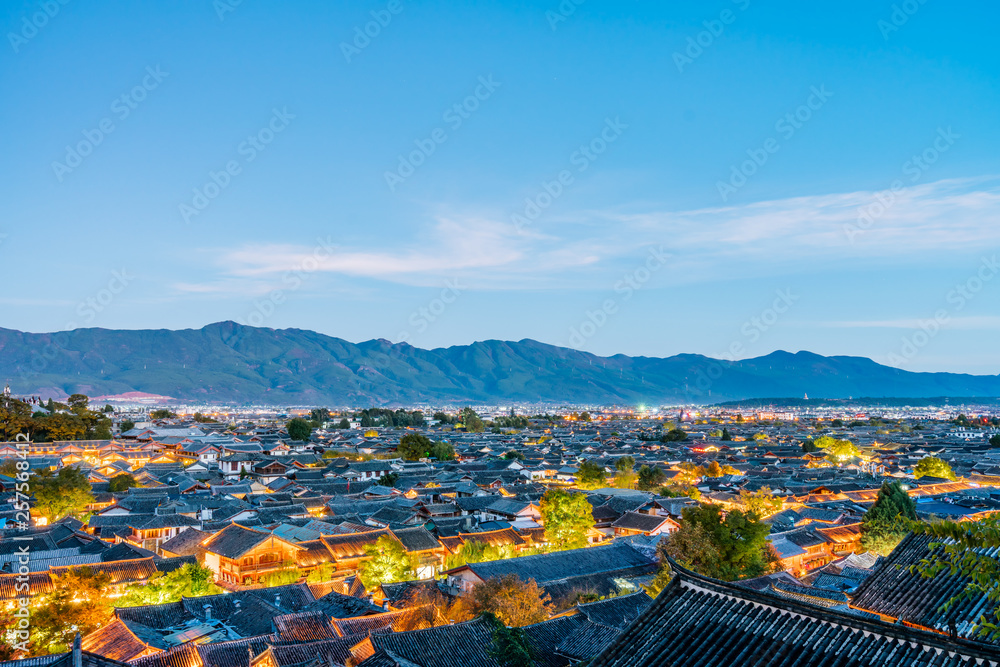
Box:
[1,321,998,406]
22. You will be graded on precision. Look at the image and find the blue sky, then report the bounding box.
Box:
[2,0,999,373]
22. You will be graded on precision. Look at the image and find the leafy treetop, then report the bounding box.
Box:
[661,504,779,581]
[358,535,416,589]
[914,455,956,481]
[466,574,552,627]
[32,467,94,523]
[860,481,917,556]
[286,417,312,441]
[539,488,594,551]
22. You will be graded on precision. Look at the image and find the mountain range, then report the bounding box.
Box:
[1,321,998,406]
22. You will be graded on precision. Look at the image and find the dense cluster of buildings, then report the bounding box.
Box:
[3,403,1000,666]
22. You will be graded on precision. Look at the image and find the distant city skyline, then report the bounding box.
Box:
[3,1,1000,374]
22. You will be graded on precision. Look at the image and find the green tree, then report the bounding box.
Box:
[33,467,94,522]
[579,411,592,422]
[675,462,705,484]
[67,394,89,415]
[613,455,637,489]
[466,575,552,627]
[52,396,113,441]
[860,481,917,556]
[704,461,724,478]
[31,567,113,654]
[990,434,1000,448]
[813,435,859,461]
[120,419,136,433]
[149,408,176,419]
[260,566,303,587]
[193,412,219,423]
[108,473,139,492]
[645,547,673,598]
[504,450,525,461]
[376,472,400,487]
[914,455,956,480]
[358,535,416,588]
[740,486,783,519]
[539,489,594,551]
[494,416,529,430]
[307,562,336,583]
[338,418,351,429]
[637,465,667,491]
[445,540,516,570]
[39,413,86,441]
[397,433,434,460]
[118,563,222,606]
[429,440,456,461]
[574,460,607,490]
[658,483,700,500]
[661,429,688,442]
[483,612,535,667]
[0,398,36,440]
[662,504,779,581]
[309,408,331,424]
[615,455,635,472]
[433,411,453,424]
[720,428,732,441]
[460,407,485,433]
[826,440,860,461]
[286,418,312,441]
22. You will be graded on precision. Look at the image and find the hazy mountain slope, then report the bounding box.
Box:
[1,322,997,405]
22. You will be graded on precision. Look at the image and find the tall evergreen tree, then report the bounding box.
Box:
[860,481,917,556]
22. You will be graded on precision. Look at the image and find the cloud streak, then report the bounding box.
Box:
[192,175,1000,291]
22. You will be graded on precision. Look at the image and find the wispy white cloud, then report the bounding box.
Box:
[605,175,1000,251]
[209,216,605,289]
[188,175,1000,291]
[223,218,521,279]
